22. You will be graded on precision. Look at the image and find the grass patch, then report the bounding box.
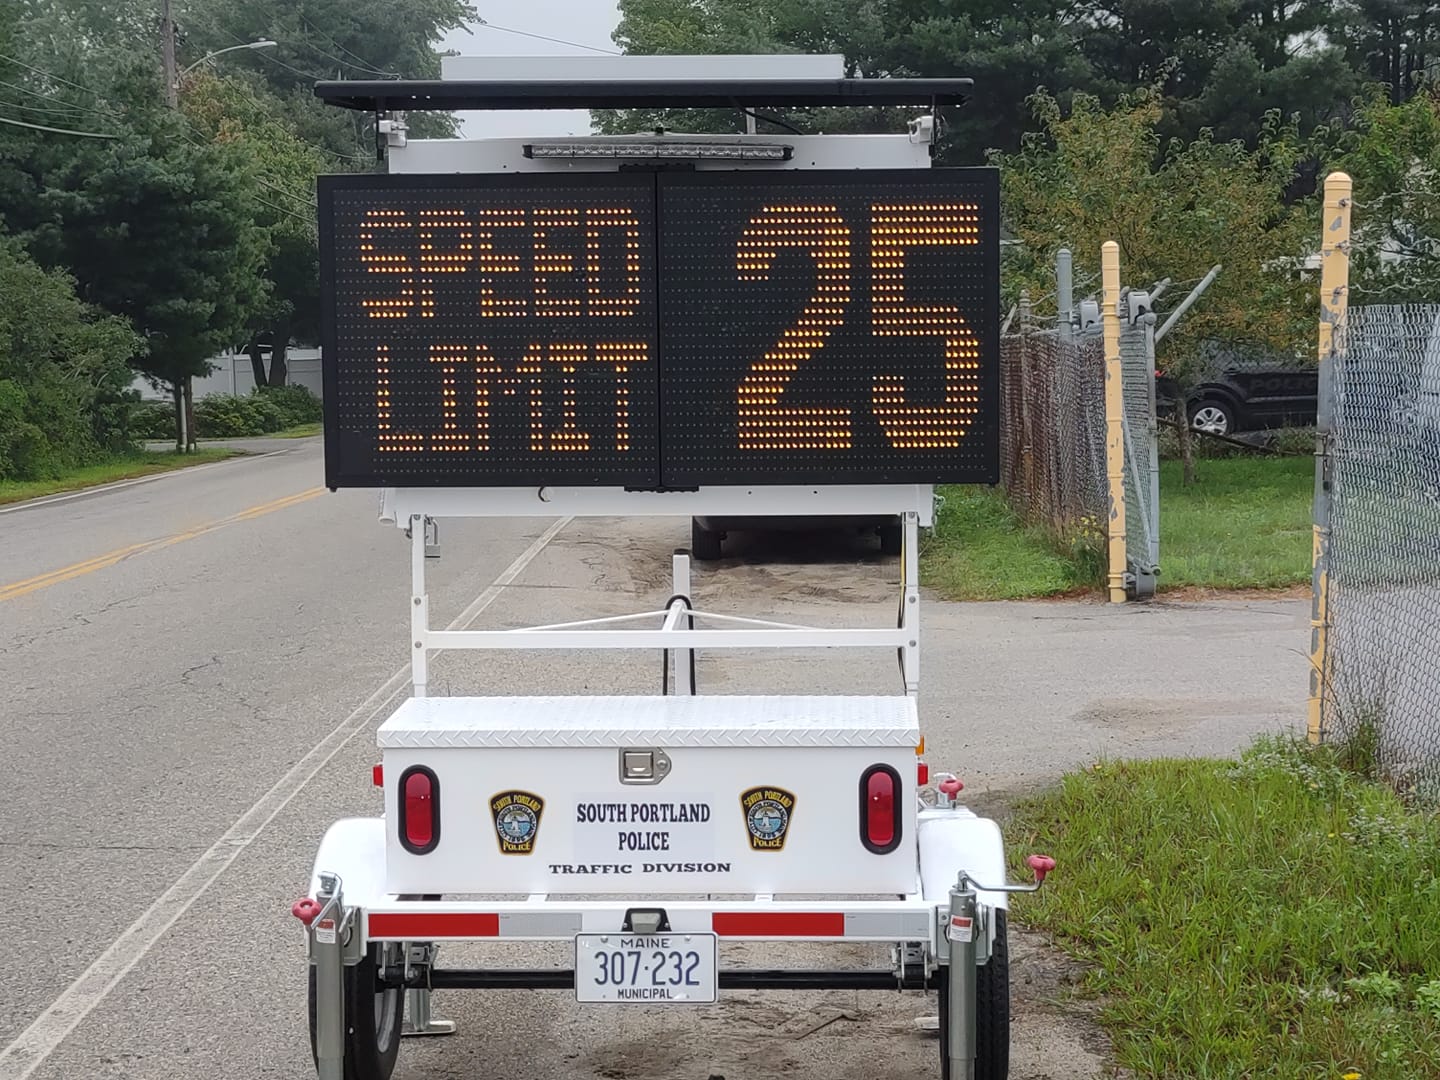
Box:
[924,457,1313,600]
[1007,738,1440,1079]
[922,485,1103,600]
[1160,456,1313,589]
[264,422,322,439]
[0,448,240,506]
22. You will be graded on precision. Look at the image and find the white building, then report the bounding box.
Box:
[130,347,323,401]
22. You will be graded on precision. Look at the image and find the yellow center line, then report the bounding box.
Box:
[0,487,324,603]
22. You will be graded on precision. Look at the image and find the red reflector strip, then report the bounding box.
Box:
[368,912,499,939]
[712,912,845,937]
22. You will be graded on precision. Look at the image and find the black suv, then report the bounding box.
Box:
[1158,364,1317,436]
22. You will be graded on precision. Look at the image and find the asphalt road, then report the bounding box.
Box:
[0,440,1310,1080]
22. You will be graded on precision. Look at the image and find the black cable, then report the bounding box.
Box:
[475,19,619,55]
[660,594,697,696]
[737,105,803,135]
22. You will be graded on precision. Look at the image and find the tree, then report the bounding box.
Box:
[1332,1,1440,106]
[1336,90,1440,303]
[995,88,1312,480]
[604,0,1361,161]
[27,106,272,449]
[181,71,327,387]
[602,0,1095,159]
[0,4,271,449]
[177,0,476,156]
[0,237,140,479]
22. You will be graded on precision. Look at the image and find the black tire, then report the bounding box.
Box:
[308,945,403,1080]
[938,910,1010,1080]
[690,519,724,562]
[1189,397,1237,437]
[878,522,903,557]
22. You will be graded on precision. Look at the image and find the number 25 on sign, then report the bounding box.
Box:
[735,201,983,452]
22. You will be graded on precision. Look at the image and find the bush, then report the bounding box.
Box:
[0,376,106,481]
[129,388,322,440]
[91,389,145,453]
[130,399,177,441]
[0,237,142,479]
[193,393,284,437]
[257,384,322,428]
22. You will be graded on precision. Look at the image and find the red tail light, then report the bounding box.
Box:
[860,765,902,854]
[398,766,440,854]
[372,763,384,787]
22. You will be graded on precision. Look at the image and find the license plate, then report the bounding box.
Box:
[574,932,718,1003]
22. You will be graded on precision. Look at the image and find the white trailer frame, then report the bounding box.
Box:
[383,484,930,698]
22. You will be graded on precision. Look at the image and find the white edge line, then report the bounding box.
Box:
[0,450,294,516]
[0,515,573,1080]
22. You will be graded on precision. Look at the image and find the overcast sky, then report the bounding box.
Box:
[439,2,623,138]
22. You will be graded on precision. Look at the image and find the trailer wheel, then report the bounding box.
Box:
[938,910,1010,1080]
[878,522,903,557]
[308,945,403,1080]
[690,519,724,561]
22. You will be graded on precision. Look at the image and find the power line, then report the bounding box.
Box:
[256,173,316,209]
[0,113,117,137]
[474,18,620,55]
[254,48,330,81]
[0,52,113,101]
[0,77,97,115]
[302,38,399,79]
[299,18,400,77]
[252,191,317,228]
[0,96,97,119]
[216,30,330,82]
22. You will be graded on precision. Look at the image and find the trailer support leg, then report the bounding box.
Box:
[403,988,456,1037]
[312,874,346,1080]
[402,942,456,1037]
[946,877,978,1080]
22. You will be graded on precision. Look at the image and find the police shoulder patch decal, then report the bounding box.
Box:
[490,790,545,855]
[741,786,796,851]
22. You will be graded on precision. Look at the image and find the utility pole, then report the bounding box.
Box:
[161,0,178,108]
[159,0,195,449]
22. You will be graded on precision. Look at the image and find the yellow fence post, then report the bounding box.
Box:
[1308,173,1353,743]
[1102,241,1127,603]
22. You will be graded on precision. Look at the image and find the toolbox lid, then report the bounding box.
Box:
[378,695,918,749]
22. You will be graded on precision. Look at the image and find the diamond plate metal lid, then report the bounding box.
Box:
[378,695,919,749]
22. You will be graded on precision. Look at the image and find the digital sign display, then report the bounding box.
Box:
[319,169,999,489]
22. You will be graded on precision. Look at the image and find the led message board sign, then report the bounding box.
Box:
[318,169,999,489]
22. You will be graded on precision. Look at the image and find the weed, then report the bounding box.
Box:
[1007,737,1440,1078]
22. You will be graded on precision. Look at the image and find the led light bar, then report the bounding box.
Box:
[523,141,793,161]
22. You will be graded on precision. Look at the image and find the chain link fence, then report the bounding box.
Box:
[999,304,1159,595]
[1120,310,1160,593]
[999,319,1107,540]
[1325,303,1440,802]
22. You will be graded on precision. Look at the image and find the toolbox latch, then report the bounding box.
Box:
[619,748,671,785]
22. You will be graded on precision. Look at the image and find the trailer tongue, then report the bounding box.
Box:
[294,53,1052,1080]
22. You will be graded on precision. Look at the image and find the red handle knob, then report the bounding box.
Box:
[1027,854,1056,884]
[938,777,964,796]
[291,898,322,926]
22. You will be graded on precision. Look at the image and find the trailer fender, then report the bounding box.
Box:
[307,816,388,919]
[917,808,1008,912]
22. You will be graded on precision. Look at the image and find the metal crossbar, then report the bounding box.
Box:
[398,495,926,698]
